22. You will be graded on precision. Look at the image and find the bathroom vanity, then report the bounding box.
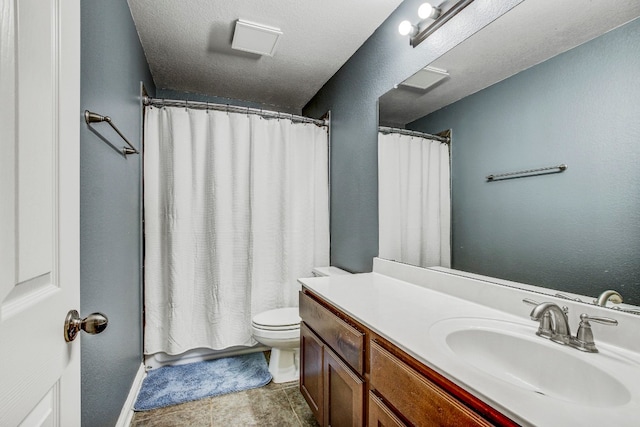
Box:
[299,290,510,426]
[298,258,640,426]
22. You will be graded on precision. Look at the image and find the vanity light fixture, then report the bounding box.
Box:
[398,20,419,37]
[398,2,440,37]
[418,3,441,20]
[399,0,475,47]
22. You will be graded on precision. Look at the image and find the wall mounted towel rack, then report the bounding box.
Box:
[487,164,567,182]
[84,110,139,156]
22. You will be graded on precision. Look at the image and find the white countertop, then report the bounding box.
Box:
[299,258,640,427]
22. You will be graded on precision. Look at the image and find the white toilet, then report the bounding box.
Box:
[251,267,350,383]
[252,307,301,383]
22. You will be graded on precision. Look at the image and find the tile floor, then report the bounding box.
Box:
[130,380,319,426]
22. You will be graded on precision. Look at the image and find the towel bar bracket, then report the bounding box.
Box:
[84,110,139,156]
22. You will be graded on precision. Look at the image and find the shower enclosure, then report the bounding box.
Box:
[143,101,330,366]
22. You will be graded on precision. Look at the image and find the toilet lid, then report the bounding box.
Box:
[252,307,300,330]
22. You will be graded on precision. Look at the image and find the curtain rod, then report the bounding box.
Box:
[378,126,450,143]
[143,96,327,127]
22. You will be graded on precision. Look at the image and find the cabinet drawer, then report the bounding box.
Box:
[299,291,365,375]
[370,341,491,427]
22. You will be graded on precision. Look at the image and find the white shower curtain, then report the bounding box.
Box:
[144,106,329,355]
[378,131,451,268]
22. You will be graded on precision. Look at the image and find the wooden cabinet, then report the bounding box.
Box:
[299,288,517,427]
[300,291,366,426]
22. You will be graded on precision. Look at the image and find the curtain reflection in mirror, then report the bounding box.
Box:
[378,130,451,268]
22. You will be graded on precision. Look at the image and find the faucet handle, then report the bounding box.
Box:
[579,313,618,326]
[573,313,618,353]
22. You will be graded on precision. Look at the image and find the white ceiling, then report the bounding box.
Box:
[379,0,640,126]
[127,0,404,112]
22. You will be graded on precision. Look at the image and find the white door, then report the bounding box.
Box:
[0,0,81,426]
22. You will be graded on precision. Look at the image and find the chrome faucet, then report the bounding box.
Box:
[529,302,571,345]
[594,289,623,307]
[523,299,618,353]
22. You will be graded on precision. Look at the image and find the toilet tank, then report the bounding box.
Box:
[311,266,351,277]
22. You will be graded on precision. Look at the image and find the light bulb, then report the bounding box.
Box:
[398,20,416,36]
[418,3,440,20]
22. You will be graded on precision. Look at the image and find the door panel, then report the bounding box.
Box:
[0,0,80,425]
[16,0,54,281]
[18,383,59,427]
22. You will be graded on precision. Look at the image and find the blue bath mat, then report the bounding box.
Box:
[134,352,272,411]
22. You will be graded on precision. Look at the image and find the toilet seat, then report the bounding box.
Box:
[251,307,300,331]
[251,327,299,341]
[252,324,299,332]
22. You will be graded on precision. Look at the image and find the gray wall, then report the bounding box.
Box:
[80,1,155,425]
[409,18,640,304]
[304,0,523,272]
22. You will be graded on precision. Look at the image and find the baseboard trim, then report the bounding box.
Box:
[115,363,146,427]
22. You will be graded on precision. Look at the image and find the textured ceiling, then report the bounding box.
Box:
[127,0,404,112]
[380,0,640,126]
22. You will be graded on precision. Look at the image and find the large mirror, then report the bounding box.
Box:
[378,0,640,308]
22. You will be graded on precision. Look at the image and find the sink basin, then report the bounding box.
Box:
[429,318,631,407]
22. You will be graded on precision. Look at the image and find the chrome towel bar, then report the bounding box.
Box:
[84,110,139,156]
[487,164,567,182]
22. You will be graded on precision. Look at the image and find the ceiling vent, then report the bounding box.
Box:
[399,66,449,91]
[231,19,282,57]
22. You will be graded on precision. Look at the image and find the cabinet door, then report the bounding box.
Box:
[368,392,407,427]
[301,322,324,426]
[324,347,364,427]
